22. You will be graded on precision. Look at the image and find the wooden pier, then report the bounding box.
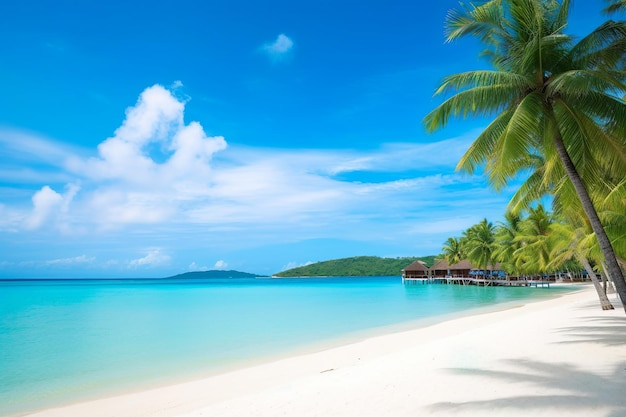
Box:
[401,259,554,288]
[402,276,550,288]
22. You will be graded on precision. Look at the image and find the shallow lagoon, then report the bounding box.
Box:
[0,276,573,416]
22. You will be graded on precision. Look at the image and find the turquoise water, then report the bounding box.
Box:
[0,277,570,416]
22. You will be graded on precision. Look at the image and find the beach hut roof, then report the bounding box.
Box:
[402,261,430,272]
[430,259,450,270]
[449,260,474,270]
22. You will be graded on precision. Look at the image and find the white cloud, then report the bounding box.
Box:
[2,84,514,271]
[189,262,209,271]
[261,34,294,60]
[26,186,63,229]
[68,84,226,185]
[45,255,95,265]
[61,84,227,228]
[25,184,79,230]
[129,248,171,268]
[214,260,228,269]
[0,128,80,166]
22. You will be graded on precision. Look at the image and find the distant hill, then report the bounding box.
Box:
[274,256,436,277]
[165,270,264,279]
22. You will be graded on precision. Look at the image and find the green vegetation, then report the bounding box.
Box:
[425,0,626,312]
[440,204,615,310]
[166,270,264,279]
[274,256,436,277]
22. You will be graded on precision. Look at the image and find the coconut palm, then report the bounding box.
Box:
[549,221,615,310]
[424,0,626,311]
[508,205,555,276]
[493,210,523,275]
[509,152,626,279]
[463,219,496,276]
[442,237,465,265]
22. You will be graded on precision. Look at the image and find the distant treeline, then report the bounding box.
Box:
[274,256,436,277]
[166,270,263,279]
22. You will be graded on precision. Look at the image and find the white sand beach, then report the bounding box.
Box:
[26,285,625,417]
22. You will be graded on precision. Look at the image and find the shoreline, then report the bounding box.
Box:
[22,284,625,417]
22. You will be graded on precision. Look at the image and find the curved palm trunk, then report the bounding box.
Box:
[578,256,614,310]
[618,256,626,270]
[600,261,615,294]
[553,132,626,312]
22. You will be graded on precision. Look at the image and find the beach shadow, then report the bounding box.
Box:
[428,360,626,417]
[427,314,626,417]
[554,324,626,347]
[554,312,626,347]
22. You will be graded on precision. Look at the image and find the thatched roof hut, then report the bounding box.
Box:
[431,259,498,278]
[430,259,450,277]
[402,260,430,278]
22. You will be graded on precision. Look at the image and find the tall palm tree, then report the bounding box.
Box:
[513,205,554,276]
[463,219,496,276]
[424,0,626,311]
[509,152,626,281]
[442,237,465,265]
[549,221,615,310]
[493,210,523,275]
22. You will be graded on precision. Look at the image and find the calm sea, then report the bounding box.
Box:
[0,276,570,416]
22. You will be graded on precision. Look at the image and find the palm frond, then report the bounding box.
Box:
[446,0,506,43]
[571,20,626,69]
[433,70,530,95]
[424,83,523,131]
[603,1,626,16]
[485,92,544,188]
[455,109,514,174]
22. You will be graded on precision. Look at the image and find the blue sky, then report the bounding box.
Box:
[0,1,610,278]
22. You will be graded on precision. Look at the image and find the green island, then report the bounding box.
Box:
[273,255,436,277]
[166,270,265,279]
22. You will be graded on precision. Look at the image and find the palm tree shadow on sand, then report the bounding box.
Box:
[427,313,626,417]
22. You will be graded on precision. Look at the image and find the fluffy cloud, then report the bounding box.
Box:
[189,262,208,271]
[61,84,227,227]
[27,186,62,229]
[129,248,171,268]
[69,84,226,186]
[8,101,489,238]
[26,184,79,230]
[261,34,294,60]
[2,84,512,274]
[214,260,228,269]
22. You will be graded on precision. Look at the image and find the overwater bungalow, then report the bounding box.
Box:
[403,259,540,287]
[429,259,477,278]
[401,261,430,279]
[428,259,504,279]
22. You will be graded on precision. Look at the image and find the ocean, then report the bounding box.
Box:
[0,276,570,416]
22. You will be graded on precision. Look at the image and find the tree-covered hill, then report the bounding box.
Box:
[165,270,264,279]
[274,256,436,277]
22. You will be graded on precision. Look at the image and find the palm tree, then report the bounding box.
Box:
[442,237,465,265]
[509,152,626,283]
[513,205,554,276]
[463,219,496,277]
[493,211,523,275]
[604,0,626,14]
[424,0,626,311]
[549,221,615,310]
